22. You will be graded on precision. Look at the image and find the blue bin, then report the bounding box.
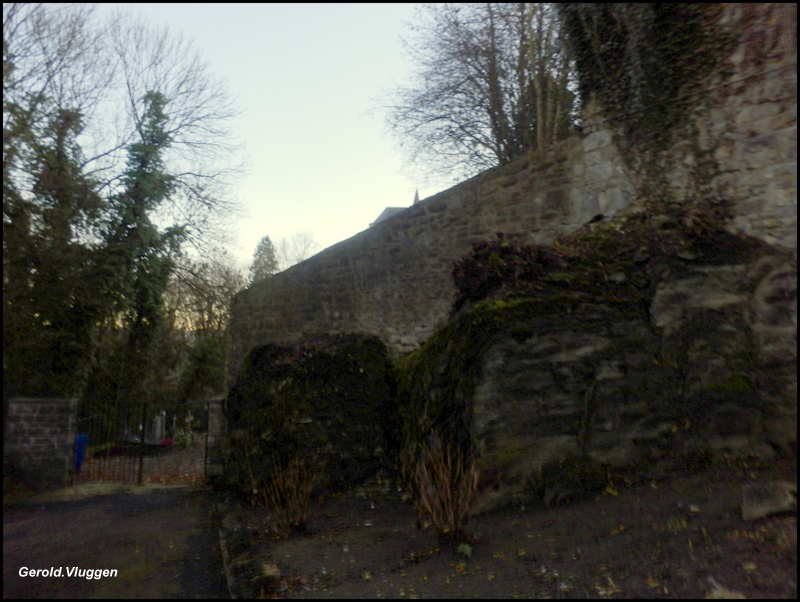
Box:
[74,434,88,473]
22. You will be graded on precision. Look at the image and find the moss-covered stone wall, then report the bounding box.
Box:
[395,217,796,513]
[656,3,796,247]
[224,335,397,497]
[229,3,795,377]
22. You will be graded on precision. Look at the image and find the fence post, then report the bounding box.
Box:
[137,402,147,485]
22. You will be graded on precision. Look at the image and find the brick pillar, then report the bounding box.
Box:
[3,398,78,491]
[205,398,228,480]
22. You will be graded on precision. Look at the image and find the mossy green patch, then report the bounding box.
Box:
[225,335,397,499]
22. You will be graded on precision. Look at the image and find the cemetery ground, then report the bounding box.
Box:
[3,438,796,599]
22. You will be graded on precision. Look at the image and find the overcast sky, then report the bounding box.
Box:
[103,3,449,269]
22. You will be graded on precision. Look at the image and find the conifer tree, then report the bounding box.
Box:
[106,91,186,408]
[249,235,280,284]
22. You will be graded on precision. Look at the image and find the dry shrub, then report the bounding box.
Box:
[412,432,479,543]
[245,453,322,537]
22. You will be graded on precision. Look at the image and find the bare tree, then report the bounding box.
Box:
[3,4,114,231]
[276,231,320,271]
[3,4,244,253]
[168,251,247,334]
[3,4,113,128]
[382,3,576,182]
[101,10,245,255]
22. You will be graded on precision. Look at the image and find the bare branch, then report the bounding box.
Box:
[377,3,578,183]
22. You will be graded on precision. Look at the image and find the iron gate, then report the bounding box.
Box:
[72,399,209,484]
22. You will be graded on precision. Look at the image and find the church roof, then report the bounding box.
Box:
[369,207,406,227]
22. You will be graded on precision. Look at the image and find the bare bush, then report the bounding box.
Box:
[262,456,324,537]
[411,432,479,543]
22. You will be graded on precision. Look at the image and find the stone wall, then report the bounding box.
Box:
[464,236,797,513]
[229,130,632,372]
[229,3,796,376]
[4,398,78,491]
[677,3,797,249]
[409,227,796,515]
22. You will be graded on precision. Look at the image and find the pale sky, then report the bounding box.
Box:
[107,3,447,269]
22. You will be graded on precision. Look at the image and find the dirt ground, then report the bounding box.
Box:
[4,438,795,599]
[220,454,796,599]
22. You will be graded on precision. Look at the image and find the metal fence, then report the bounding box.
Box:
[71,399,212,485]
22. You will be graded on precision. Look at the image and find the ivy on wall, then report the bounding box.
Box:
[558,4,736,211]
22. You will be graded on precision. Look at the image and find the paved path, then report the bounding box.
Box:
[3,485,227,599]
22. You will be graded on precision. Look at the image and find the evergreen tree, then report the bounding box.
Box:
[3,100,106,396]
[105,91,185,409]
[249,235,280,284]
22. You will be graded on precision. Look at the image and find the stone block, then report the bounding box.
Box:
[582,129,613,153]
